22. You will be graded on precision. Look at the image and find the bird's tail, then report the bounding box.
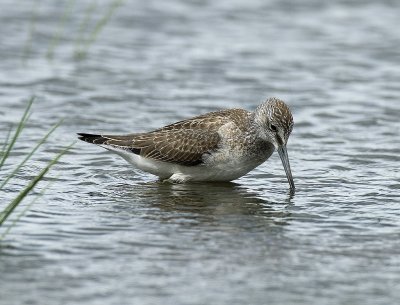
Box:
[77,133,107,145]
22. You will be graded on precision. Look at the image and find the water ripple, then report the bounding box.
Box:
[1,1,400,305]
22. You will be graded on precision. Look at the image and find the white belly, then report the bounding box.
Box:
[107,144,274,182]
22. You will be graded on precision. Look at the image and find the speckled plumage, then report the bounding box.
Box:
[78,97,295,188]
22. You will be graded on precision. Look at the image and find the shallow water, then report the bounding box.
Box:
[1,1,400,304]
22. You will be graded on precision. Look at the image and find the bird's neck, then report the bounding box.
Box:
[247,111,263,140]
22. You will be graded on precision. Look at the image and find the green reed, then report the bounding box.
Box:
[74,0,124,60]
[22,0,124,62]
[0,98,73,238]
[46,0,76,60]
[22,0,40,63]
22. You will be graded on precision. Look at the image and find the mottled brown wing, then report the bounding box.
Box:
[132,128,220,165]
[78,131,217,165]
[78,109,250,166]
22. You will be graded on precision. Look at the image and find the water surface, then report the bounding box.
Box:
[1,1,399,304]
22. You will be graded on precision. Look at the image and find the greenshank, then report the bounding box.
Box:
[78,97,295,190]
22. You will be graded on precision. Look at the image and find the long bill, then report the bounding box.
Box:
[277,145,295,191]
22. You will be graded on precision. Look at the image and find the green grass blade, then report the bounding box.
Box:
[0,142,74,227]
[0,176,58,240]
[22,0,40,64]
[0,120,63,190]
[74,1,97,58]
[46,0,76,60]
[76,0,123,60]
[0,97,34,170]
[1,125,13,155]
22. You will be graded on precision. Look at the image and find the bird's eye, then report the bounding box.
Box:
[270,124,277,132]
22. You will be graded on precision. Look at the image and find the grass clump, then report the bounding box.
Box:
[0,97,73,239]
[74,0,124,60]
[23,0,124,62]
[22,0,125,64]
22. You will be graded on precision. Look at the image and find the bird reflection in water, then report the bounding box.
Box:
[111,181,294,228]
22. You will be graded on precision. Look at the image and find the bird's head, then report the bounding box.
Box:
[254,97,295,191]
